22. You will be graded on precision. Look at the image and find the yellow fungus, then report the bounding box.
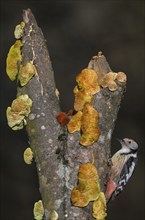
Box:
[93,192,107,220]
[6,107,25,129]
[18,62,37,86]
[11,94,32,115]
[6,40,22,81]
[23,147,33,164]
[33,200,44,220]
[71,163,100,207]
[116,72,127,83]
[100,71,126,92]
[14,21,25,39]
[73,85,79,94]
[6,94,32,130]
[50,210,59,220]
[76,68,100,95]
[108,80,118,91]
[80,103,100,146]
[68,68,101,146]
[71,163,107,219]
[99,72,117,88]
[67,111,83,133]
[74,90,93,111]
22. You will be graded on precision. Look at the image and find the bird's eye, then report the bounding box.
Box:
[128,140,131,144]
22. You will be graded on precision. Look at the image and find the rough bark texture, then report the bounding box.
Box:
[17,9,126,220]
[18,9,66,219]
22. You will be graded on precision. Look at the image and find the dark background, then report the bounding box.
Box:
[0,1,144,220]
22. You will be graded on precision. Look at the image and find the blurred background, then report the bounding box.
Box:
[0,1,144,220]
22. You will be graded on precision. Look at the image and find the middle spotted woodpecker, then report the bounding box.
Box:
[105,138,138,203]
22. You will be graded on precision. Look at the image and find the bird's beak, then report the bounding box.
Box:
[116,138,125,145]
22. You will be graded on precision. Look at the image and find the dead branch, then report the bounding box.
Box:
[15,9,126,220]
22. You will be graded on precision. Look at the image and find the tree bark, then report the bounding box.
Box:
[17,8,126,220]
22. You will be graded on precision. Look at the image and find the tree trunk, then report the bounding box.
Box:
[17,8,126,220]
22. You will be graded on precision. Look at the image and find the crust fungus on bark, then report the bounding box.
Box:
[7,8,126,220]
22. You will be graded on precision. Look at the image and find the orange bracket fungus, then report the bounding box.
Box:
[23,147,33,164]
[71,163,100,207]
[33,200,44,220]
[6,40,22,81]
[93,192,107,220]
[76,68,100,95]
[74,89,93,111]
[67,104,100,146]
[67,68,101,146]
[74,68,100,111]
[71,163,107,219]
[67,111,83,133]
[6,94,32,130]
[80,103,100,146]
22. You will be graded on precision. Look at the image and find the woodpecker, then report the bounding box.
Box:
[105,138,138,203]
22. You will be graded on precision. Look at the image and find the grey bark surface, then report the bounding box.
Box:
[18,9,66,219]
[17,8,126,220]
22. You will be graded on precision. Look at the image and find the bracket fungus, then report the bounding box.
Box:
[76,68,100,95]
[23,147,33,164]
[18,62,37,86]
[93,192,107,220]
[100,71,127,91]
[6,40,22,81]
[116,71,127,83]
[6,94,32,130]
[14,21,25,39]
[74,68,100,111]
[73,89,93,111]
[6,25,37,86]
[71,163,100,207]
[67,102,100,146]
[80,103,100,146]
[71,163,107,219]
[50,210,59,220]
[67,68,101,146]
[67,111,82,133]
[33,200,44,220]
